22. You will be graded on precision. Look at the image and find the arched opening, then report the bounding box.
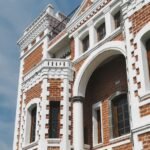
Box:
[141,31,150,83]
[83,54,129,147]
[25,103,37,144]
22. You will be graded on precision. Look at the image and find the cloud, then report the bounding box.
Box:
[0,0,82,149]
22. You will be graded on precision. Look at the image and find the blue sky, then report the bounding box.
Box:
[0,0,82,149]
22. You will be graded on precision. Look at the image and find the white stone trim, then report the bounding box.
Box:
[23,98,40,146]
[134,22,150,97]
[22,59,73,91]
[38,78,50,150]
[60,78,70,150]
[133,126,150,150]
[93,139,131,150]
[72,27,122,64]
[13,59,24,150]
[67,0,119,35]
[92,101,103,146]
[73,41,126,97]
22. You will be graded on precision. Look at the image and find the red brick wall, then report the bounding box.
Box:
[25,82,42,104]
[48,79,63,101]
[138,132,150,150]
[129,4,150,100]
[113,33,124,41]
[48,31,66,47]
[129,4,150,36]
[70,38,75,60]
[140,104,150,117]
[23,44,43,74]
[113,143,132,150]
[83,55,128,148]
[47,147,60,150]
[74,59,86,73]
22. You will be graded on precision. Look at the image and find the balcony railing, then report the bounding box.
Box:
[23,58,72,82]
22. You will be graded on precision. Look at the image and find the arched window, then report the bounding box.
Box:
[30,106,37,143]
[111,94,130,138]
[146,38,150,78]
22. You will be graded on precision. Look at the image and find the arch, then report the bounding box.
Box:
[24,98,40,145]
[135,22,150,96]
[73,41,126,97]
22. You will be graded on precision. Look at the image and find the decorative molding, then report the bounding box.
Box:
[22,59,73,91]
[18,5,66,50]
[72,27,122,64]
[67,0,119,35]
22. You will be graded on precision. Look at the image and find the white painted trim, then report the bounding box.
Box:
[72,27,122,64]
[134,22,150,97]
[23,98,40,146]
[13,59,24,150]
[93,139,131,150]
[92,101,103,146]
[73,41,126,97]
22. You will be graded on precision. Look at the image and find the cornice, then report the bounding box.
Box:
[17,4,66,50]
[67,0,119,35]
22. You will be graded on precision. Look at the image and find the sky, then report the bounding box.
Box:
[0,0,82,149]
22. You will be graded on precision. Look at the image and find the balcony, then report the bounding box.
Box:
[23,58,73,84]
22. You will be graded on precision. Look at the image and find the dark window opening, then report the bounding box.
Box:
[112,94,130,138]
[82,35,89,52]
[114,11,121,29]
[96,108,102,143]
[49,101,60,138]
[30,107,37,143]
[146,39,150,78]
[97,23,106,41]
[84,127,88,144]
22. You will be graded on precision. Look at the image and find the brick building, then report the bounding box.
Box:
[13,0,150,150]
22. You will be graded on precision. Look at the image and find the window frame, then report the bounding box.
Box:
[113,10,121,29]
[145,38,150,80]
[82,34,90,52]
[92,101,103,146]
[49,101,60,139]
[30,106,37,143]
[96,22,106,42]
[109,92,130,139]
[24,99,40,146]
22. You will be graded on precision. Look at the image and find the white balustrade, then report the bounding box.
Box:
[23,59,72,82]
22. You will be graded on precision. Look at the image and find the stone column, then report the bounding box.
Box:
[104,7,113,36]
[72,96,84,150]
[88,20,96,49]
[74,33,81,59]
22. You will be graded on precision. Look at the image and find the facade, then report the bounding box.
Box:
[13,0,150,150]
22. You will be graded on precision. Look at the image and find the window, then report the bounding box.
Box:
[96,109,101,143]
[82,35,89,52]
[30,107,37,143]
[49,101,60,138]
[93,102,102,145]
[146,38,150,78]
[97,23,106,41]
[111,94,130,138]
[114,11,121,29]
